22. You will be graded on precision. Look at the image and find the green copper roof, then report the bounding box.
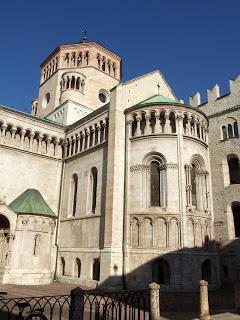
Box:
[138,95,184,106]
[8,189,56,218]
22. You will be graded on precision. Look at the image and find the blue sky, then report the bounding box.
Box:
[1,0,240,112]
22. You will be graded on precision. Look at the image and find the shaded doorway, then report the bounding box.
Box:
[202,259,211,283]
[152,259,170,284]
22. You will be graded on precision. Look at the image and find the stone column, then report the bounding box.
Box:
[37,135,43,153]
[76,134,81,153]
[0,124,7,144]
[145,111,151,135]
[149,282,160,320]
[136,113,142,136]
[86,129,90,149]
[29,132,34,151]
[126,119,133,139]
[11,127,17,145]
[20,129,26,149]
[71,138,76,155]
[165,111,170,133]
[155,112,161,134]
[199,280,211,320]
[102,122,107,142]
[96,125,101,144]
[69,287,84,320]
[82,131,86,150]
[46,138,51,155]
[187,115,191,136]
[176,113,187,247]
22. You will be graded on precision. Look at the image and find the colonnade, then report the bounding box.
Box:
[42,57,58,82]
[126,108,208,144]
[0,122,64,158]
[96,53,117,77]
[63,51,89,68]
[66,118,108,158]
[60,73,85,93]
[130,216,180,248]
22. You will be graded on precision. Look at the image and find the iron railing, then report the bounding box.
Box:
[70,288,150,320]
[0,288,150,320]
[0,295,70,320]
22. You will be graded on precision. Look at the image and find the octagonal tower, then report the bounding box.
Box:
[33,41,121,124]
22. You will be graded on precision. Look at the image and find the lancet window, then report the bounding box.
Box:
[89,167,98,214]
[228,154,240,184]
[143,152,167,208]
[185,154,209,211]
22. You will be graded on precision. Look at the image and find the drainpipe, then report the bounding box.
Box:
[54,155,65,280]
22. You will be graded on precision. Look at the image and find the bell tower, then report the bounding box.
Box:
[32,39,122,125]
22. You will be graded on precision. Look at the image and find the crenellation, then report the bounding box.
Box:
[229,74,240,94]
[207,84,220,103]
[189,92,201,107]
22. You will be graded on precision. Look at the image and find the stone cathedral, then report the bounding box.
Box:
[0,38,239,291]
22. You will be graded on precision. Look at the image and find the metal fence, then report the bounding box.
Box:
[0,295,70,320]
[0,288,150,320]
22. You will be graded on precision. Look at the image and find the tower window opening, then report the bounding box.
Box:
[228,155,240,184]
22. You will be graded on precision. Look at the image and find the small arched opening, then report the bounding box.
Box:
[75,258,81,278]
[232,202,240,237]
[60,257,65,276]
[202,259,211,283]
[93,258,100,281]
[152,259,170,284]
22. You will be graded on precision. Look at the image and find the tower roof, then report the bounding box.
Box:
[138,95,184,106]
[8,189,56,218]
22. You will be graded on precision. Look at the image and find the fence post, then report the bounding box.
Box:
[69,287,84,320]
[234,279,240,312]
[149,282,160,320]
[199,280,211,320]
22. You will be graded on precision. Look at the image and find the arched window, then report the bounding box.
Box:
[76,78,80,90]
[90,167,98,213]
[228,124,233,138]
[152,259,170,284]
[144,152,166,208]
[71,174,78,216]
[222,265,228,279]
[0,214,10,231]
[222,126,227,140]
[151,161,160,206]
[93,258,100,281]
[228,155,240,184]
[75,258,81,278]
[60,257,65,276]
[71,76,75,89]
[202,259,211,283]
[191,164,197,207]
[232,203,240,237]
[33,234,41,256]
[234,122,239,137]
[169,112,176,133]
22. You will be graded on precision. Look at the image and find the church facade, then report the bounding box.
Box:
[0,39,239,290]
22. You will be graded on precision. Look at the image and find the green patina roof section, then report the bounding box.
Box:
[8,189,56,218]
[138,95,184,106]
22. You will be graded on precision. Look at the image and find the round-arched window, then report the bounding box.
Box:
[42,93,50,108]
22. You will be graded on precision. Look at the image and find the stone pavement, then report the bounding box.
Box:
[0,281,82,298]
